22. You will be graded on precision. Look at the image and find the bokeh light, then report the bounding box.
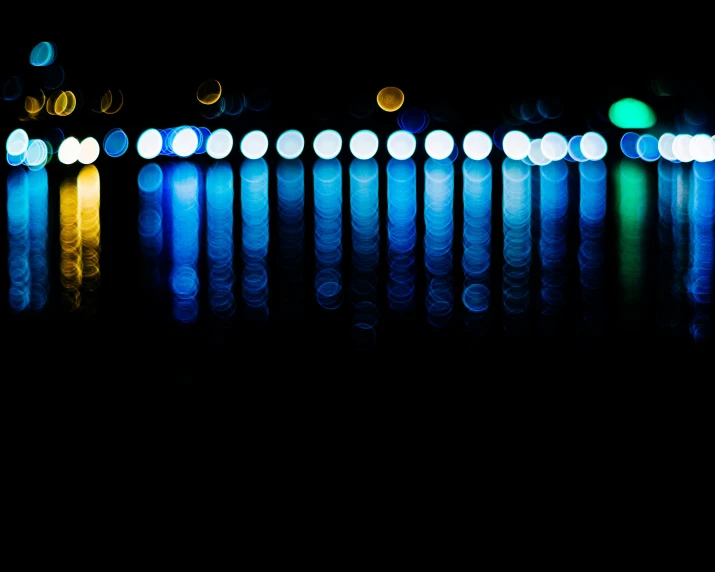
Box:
[99,90,123,114]
[387,130,416,160]
[58,136,81,165]
[502,130,530,160]
[608,97,656,128]
[397,107,429,133]
[240,130,269,159]
[349,130,379,160]
[425,130,454,160]
[581,132,607,161]
[170,126,199,157]
[276,129,304,159]
[6,129,29,156]
[672,134,693,162]
[636,134,660,162]
[657,133,677,162]
[206,128,233,159]
[103,128,129,157]
[620,132,640,159]
[137,129,162,160]
[2,76,23,101]
[79,137,100,165]
[24,140,48,168]
[527,139,550,166]
[541,132,568,161]
[197,79,222,105]
[377,87,404,112]
[29,42,56,66]
[690,134,715,163]
[463,131,492,161]
[313,130,342,160]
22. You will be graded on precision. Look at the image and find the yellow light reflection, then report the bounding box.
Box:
[47,90,67,115]
[78,165,101,292]
[25,95,44,114]
[60,91,76,116]
[377,87,404,112]
[100,90,112,112]
[197,79,221,105]
[103,90,123,114]
[60,178,82,310]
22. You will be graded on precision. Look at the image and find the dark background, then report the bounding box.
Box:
[1,28,714,383]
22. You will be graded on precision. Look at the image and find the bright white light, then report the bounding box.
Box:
[313,129,342,160]
[58,136,81,165]
[137,129,162,160]
[6,128,29,156]
[240,130,268,159]
[658,133,677,162]
[78,137,100,164]
[541,132,568,161]
[206,129,233,159]
[425,130,454,160]
[689,134,715,162]
[567,136,587,162]
[386,130,416,160]
[276,129,304,159]
[171,126,199,157]
[24,139,47,167]
[349,130,379,160]
[528,139,550,166]
[502,130,530,160]
[580,132,607,161]
[672,135,693,162]
[463,130,492,160]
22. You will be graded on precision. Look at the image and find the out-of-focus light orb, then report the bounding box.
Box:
[580,132,607,161]
[29,42,56,67]
[658,133,677,162]
[689,134,715,162]
[541,132,568,161]
[170,126,199,157]
[349,130,379,160]
[58,136,81,165]
[608,97,656,128]
[386,130,416,160]
[672,134,693,163]
[197,79,222,105]
[463,130,492,160]
[24,139,48,167]
[137,129,163,160]
[240,130,269,159]
[620,132,640,159]
[502,130,530,160]
[206,128,233,159]
[313,129,342,159]
[7,151,25,166]
[79,137,100,164]
[424,130,454,160]
[636,134,660,162]
[528,139,550,166]
[377,87,405,112]
[276,129,304,159]
[6,128,29,156]
[103,128,129,157]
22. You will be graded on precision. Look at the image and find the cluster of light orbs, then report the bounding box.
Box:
[502,130,606,164]
[620,131,715,163]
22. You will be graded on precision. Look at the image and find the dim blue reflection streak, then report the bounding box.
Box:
[314,159,343,309]
[688,161,714,340]
[539,160,568,322]
[462,159,492,325]
[241,158,269,317]
[27,168,48,310]
[206,161,235,318]
[169,162,201,323]
[579,160,607,334]
[424,158,454,327]
[277,159,305,319]
[387,158,417,312]
[502,159,532,330]
[138,163,163,287]
[350,158,379,348]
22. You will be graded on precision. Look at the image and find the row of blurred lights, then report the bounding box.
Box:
[620,132,715,163]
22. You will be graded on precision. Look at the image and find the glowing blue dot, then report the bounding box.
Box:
[24,139,48,167]
[636,134,660,162]
[567,136,588,162]
[620,132,640,159]
[29,42,56,66]
[386,130,416,160]
[463,130,492,160]
[528,139,550,166]
[658,133,678,162]
[541,132,568,161]
[170,126,199,157]
[502,130,530,160]
[206,129,233,159]
[580,132,607,161]
[137,129,163,159]
[349,130,379,160]
[240,130,269,159]
[7,151,25,166]
[424,130,454,160]
[313,129,342,160]
[276,129,304,159]
[103,128,129,157]
[6,129,29,156]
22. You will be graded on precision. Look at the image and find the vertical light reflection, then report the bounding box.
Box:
[424,158,454,327]
[502,159,531,333]
[240,158,269,318]
[671,163,690,327]
[387,158,417,312]
[462,158,492,330]
[313,158,343,310]
[206,161,235,318]
[349,158,379,349]
[7,168,30,312]
[78,165,101,307]
[59,177,81,310]
[539,160,568,329]
[26,168,48,311]
[614,159,648,327]
[688,161,714,340]
[138,163,164,283]
[277,159,305,319]
[169,162,200,323]
[579,160,607,334]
